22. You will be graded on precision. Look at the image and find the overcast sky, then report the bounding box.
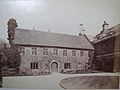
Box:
[0,0,120,42]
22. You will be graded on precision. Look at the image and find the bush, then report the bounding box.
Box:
[0,82,2,88]
[60,69,91,74]
[2,66,20,76]
[75,69,86,73]
[60,70,64,73]
[60,69,76,74]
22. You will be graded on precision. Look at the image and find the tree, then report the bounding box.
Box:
[0,52,3,87]
[1,46,21,76]
[4,47,21,72]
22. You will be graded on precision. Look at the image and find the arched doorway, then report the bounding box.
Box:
[50,60,59,72]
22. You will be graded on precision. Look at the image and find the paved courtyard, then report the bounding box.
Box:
[3,73,120,89]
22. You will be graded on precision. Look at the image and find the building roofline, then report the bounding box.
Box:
[95,24,120,37]
[83,34,94,49]
[14,44,95,51]
[15,27,83,38]
[93,33,119,44]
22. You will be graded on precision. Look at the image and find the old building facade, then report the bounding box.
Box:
[7,18,94,75]
[93,21,120,72]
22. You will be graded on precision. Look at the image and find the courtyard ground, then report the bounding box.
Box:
[59,76,119,89]
[2,73,120,89]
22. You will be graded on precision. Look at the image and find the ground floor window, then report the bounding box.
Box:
[78,62,82,68]
[64,63,71,69]
[30,62,38,69]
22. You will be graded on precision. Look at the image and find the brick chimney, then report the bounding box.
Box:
[102,21,109,32]
[79,24,85,36]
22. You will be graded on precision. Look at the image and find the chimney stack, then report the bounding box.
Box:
[102,21,109,32]
[79,24,85,36]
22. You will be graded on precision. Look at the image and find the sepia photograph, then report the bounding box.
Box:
[0,0,120,89]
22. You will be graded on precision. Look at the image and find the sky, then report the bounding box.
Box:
[0,0,120,42]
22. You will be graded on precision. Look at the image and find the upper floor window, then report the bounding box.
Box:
[53,48,58,55]
[72,50,76,56]
[43,48,48,55]
[80,50,84,56]
[30,62,38,69]
[63,49,67,56]
[19,47,25,55]
[32,47,37,55]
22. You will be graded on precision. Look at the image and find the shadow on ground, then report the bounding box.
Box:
[59,76,119,89]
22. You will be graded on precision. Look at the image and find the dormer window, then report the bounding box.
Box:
[109,31,115,35]
[97,36,103,39]
[99,36,103,39]
[107,31,115,36]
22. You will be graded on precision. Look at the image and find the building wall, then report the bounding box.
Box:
[93,37,115,72]
[114,32,120,72]
[18,46,91,75]
[93,33,120,72]
[0,53,2,87]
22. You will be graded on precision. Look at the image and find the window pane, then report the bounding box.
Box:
[80,50,84,56]
[43,48,48,55]
[72,50,76,56]
[20,47,25,55]
[33,63,35,69]
[63,50,67,56]
[36,62,38,69]
[53,48,58,55]
[32,48,37,55]
[64,63,71,69]
[30,62,32,69]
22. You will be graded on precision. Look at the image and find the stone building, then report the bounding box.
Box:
[93,21,120,72]
[7,18,94,75]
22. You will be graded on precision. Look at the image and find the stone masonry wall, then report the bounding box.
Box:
[19,46,90,75]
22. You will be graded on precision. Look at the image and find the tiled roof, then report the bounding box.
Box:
[93,24,120,43]
[13,28,94,50]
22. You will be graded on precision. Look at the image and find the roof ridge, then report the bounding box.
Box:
[15,27,82,38]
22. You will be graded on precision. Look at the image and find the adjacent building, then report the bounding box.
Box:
[7,18,94,75]
[0,41,3,87]
[93,21,120,72]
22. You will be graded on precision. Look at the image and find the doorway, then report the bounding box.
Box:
[50,61,59,72]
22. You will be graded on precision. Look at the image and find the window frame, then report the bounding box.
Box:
[53,48,58,55]
[19,47,25,55]
[43,48,48,55]
[63,49,67,56]
[30,62,38,69]
[72,50,76,56]
[64,63,71,69]
[80,50,84,56]
[32,47,37,55]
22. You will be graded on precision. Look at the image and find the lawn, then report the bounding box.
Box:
[59,76,119,89]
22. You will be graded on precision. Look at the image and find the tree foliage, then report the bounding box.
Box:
[0,46,21,68]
